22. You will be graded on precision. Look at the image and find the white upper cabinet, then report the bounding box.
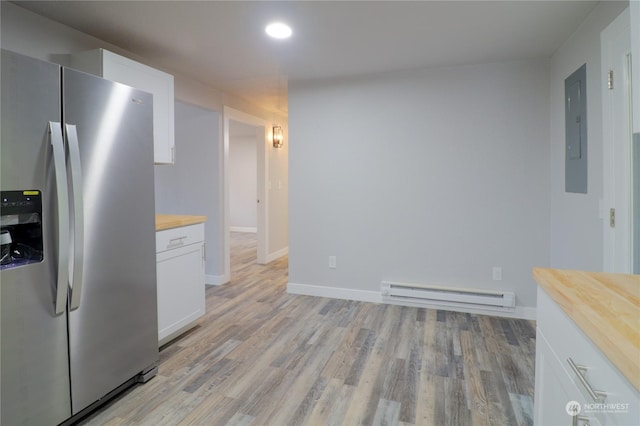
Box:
[632,1,639,132]
[71,49,175,164]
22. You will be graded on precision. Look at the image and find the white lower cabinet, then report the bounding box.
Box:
[535,328,600,426]
[156,223,205,346]
[535,287,639,426]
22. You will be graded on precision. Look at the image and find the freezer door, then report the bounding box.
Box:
[62,68,159,414]
[0,50,72,426]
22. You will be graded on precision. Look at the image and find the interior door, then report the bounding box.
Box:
[602,9,633,273]
[0,50,72,426]
[62,68,159,414]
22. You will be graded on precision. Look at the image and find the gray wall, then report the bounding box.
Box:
[155,101,221,282]
[289,59,550,315]
[549,1,628,270]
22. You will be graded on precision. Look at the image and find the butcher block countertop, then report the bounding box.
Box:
[533,267,640,391]
[155,214,207,231]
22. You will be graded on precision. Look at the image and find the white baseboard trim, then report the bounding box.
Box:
[287,282,383,304]
[230,226,257,233]
[287,282,536,320]
[265,246,288,263]
[206,274,228,286]
[515,306,537,320]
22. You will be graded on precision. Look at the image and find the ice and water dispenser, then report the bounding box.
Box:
[1,190,44,269]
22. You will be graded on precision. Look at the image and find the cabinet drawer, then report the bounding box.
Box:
[537,287,639,424]
[156,223,204,253]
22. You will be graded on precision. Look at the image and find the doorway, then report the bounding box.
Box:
[229,119,261,270]
[602,8,634,273]
[223,107,268,283]
[229,120,259,235]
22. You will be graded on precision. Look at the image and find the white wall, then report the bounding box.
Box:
[268,126,289,254]
[230,135,258,231]
[549,1,628,270]
[155,101,221,283]
[1,1,289,281]
[289,60,550,316]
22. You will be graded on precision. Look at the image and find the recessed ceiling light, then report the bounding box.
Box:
[265,22,292,39]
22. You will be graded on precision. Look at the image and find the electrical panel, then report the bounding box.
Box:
[565,64,587,194]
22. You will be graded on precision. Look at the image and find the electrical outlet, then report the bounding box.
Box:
[492,267,502,281]
[329,256,337,269]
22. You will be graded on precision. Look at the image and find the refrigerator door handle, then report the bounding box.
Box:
[65,124,85,311]
[49,122,70,315]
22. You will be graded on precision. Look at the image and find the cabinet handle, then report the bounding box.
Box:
[167,236,187,248]
[567,358,607,403]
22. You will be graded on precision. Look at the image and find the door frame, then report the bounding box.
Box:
[602,8,632,273]
[223,106,268,282]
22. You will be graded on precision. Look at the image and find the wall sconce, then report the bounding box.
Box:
[272,125,283,148]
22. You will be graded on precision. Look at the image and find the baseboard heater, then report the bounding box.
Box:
[381,281,515,312]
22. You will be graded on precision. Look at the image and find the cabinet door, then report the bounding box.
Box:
[101,51,175,164]
[535,329,600,426]
[71,49,175,164]
[156,242,205,345]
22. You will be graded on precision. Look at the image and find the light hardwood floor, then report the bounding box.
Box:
[82,232,535,426]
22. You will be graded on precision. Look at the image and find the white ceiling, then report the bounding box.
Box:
[15,0,600,115]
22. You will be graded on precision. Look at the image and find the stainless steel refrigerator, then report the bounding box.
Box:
[1,49,159,425]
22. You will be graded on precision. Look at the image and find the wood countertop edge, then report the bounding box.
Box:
[155,214,207,231]
[533,267,640,392]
